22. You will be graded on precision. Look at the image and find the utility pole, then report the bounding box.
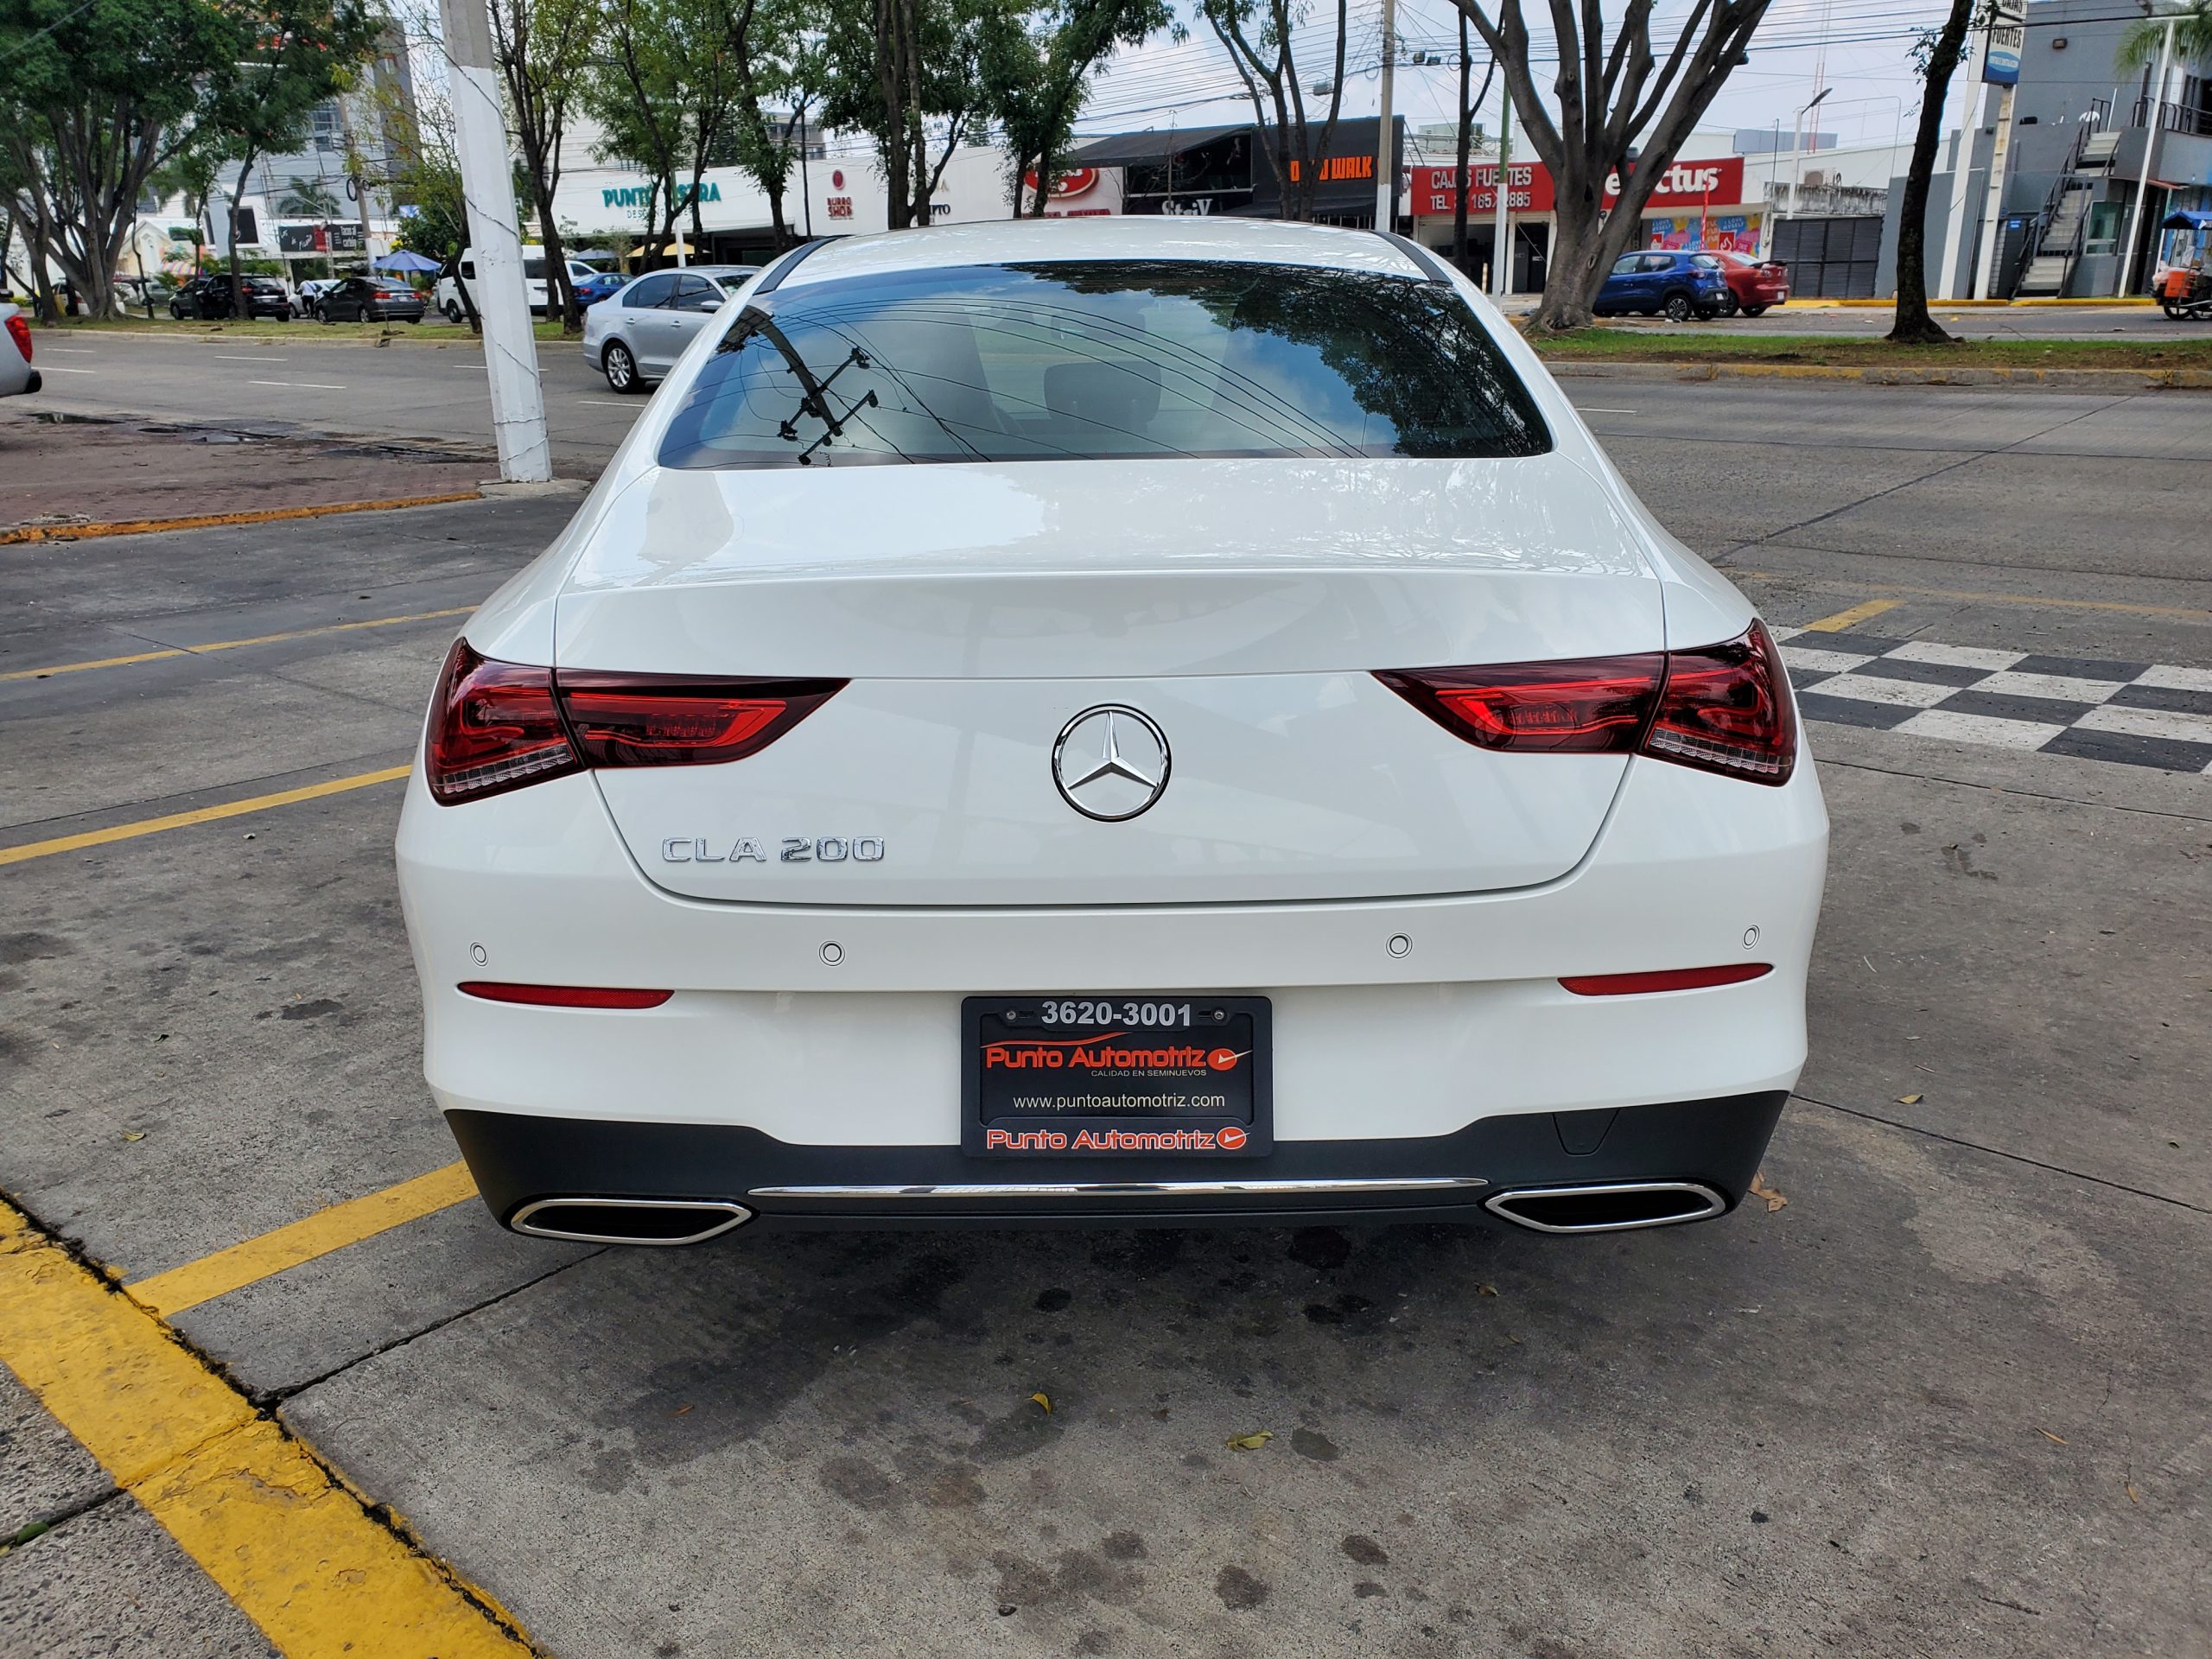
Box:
[1492,83,1511,297]
[1374,0,1396,231]
[1936,26,1991,299]
[437,0,551,483]
[2118,10,2177,297]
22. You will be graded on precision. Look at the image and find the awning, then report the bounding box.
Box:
[1068,124,1248,168]
[2160,208,2212,231]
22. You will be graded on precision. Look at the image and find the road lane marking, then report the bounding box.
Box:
[1576,406,1639,413]
[214,353,289,362]
[2,604,474,682]
[1802,598,1905,632]
[1738,575,2209,623]
[48,346,97,353]
[575,397,637,407]
[0,765,410,868]
[40,365,95,373]
[245,378,346,390]
[0,1198,541,1658]
[128,1163,479,1318]
[0,491,481,545]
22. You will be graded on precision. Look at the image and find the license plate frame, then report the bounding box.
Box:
[962,995,1273,1159]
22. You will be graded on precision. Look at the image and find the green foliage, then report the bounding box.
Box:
[983,0,1167,215]
[2116,0,2212,72]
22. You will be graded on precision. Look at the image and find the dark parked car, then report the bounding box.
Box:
[169,275,294,321]
[572,269,628,308]
[1594,251,1731,321]
[316,277,426,324]
[1709,251,1790,316]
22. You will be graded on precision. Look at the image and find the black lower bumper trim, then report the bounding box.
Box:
[446,1091,1788,1236]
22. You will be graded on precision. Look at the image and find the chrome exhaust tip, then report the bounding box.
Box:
[1484,1181,1726,1235]
[509,1197,753,1247]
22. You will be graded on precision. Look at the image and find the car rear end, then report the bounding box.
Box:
[376,283,426,321]
[1,303,36,397]
[1728,256,1790,310]
[397,225,1825,1246]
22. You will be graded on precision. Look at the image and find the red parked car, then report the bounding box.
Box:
[1712,252,1789,316]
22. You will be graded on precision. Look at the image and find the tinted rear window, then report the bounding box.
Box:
[657,260,1550,469]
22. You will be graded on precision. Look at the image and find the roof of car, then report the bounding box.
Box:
[779,217,1427,290]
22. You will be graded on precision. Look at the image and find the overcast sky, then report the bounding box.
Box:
[1078,0,1974,152]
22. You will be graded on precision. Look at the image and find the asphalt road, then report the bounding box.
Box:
[1586,301,2196,340]
[1,364,2208,1657]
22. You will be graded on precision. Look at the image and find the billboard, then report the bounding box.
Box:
[1410,156,1746,217]
[1984,0,2026,85]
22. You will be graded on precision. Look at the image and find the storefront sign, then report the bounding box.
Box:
[1412,155,1745,217]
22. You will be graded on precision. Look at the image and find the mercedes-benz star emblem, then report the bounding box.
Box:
[1052,705,1171,822]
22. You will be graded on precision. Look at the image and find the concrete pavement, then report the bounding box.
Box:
[1,373,2207,1657]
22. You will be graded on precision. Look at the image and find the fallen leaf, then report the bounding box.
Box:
[1224,1430,1273,1452]
[2126,1483,2139,1503]
[1748,1173,1788,1213]
[1897,1092,1923,1105]
[1029,1391,1052,1414]
[1476,1283,1498,1298]
[2037,1427,2068,1445]
[671,1404,692,1417]
[121,1130,145,1142]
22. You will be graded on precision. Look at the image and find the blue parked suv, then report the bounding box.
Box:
[1595,251,1732,321]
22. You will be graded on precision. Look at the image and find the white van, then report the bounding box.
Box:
[434,247,601,321]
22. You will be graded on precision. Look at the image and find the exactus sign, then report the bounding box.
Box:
[1411,155,1745,217]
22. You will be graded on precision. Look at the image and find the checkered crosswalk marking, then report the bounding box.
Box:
[1769,627,2212,776]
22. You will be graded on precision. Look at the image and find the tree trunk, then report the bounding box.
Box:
[876,0,912,228]
[1889,0,1975,345]
[1452,18,1472,269]
[225,150,257,320]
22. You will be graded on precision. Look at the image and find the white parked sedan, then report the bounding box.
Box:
[1,302,38,397]
[581,264,759,392]
[398,217,1827,1248]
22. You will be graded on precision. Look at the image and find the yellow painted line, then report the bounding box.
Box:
[129,1163,479,1319]
[0,1199,538,1656]
[1,605,474,683]
[0,766,410,868]
[0,491,481,546]
[1740,575,2209,622]
[1801,598,1904,633]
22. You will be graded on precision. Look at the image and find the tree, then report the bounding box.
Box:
[207,0,383,313]
[277,175,342,216]
[2117,0,2212,73]
[0,0,238,319]
[986,0,1168,219]
[1451,18,1496,270]
[489,0,595,331]
[1888,2,1979,345]
[1448,0,1771,329]
[1195,0,1347,222]
[726,0,823,251]
[588,0,728,264]
[821,0,992,228]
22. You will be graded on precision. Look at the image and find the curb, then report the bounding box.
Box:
[0,490,484,545]
[1815,296,2156,308]
[1541,359,2212,391]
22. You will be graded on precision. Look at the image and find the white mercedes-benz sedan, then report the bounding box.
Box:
[396,216,1827,1248]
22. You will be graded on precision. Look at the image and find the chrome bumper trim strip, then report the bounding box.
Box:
[747,1176,1487,1200]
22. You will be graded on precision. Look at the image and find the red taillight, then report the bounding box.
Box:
[1376,622,1795,786]
[1375,655,1664,753]
[1644,622,1796,786]
[426,641,581,804]
[424,640,846,804]
[4,314,29,363]
[1560,964,1772,995]
[557,675,843,768]
[460,982,671,1008]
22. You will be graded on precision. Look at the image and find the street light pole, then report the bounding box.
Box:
[1789,86,1831,217]
[2118,12,2177,296]
[437,0,551,483]
[1374,0,1397,231]
[1492,82,1512,297]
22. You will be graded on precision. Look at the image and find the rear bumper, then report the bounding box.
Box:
[449,1090,1789,1234]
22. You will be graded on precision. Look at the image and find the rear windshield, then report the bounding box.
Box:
[657,259,1551,469]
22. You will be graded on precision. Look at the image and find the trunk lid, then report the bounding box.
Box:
[562,457,1662,906]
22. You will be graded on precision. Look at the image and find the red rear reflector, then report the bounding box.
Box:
[1376,622,1796,785]
[426,641,581,805]
[459,982,672,1008]
[4,313,29,363]
[1375,655,1664,753]
[556,674,844,767]
[1560,964,1772,996]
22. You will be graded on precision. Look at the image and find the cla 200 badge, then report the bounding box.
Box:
[660,836,886,863]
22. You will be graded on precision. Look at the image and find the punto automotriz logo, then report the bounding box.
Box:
[982,1034,1243,1073]
[984,1124,1248,1153]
